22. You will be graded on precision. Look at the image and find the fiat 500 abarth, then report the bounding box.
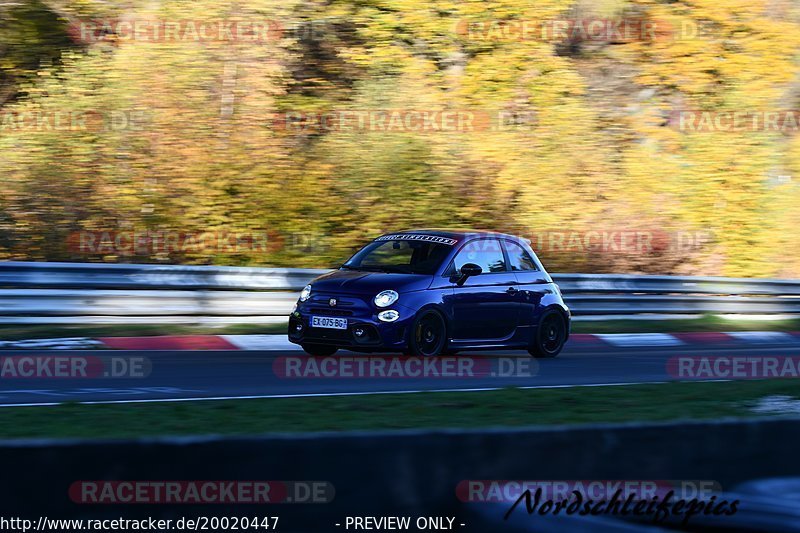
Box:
[288,230,570,357]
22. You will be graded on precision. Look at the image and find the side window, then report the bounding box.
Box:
[453,239,507,274]
[505,241,539,271]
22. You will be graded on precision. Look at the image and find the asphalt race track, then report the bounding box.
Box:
[0,341,796,405]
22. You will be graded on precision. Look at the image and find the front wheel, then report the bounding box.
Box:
[528,310,567,358]
[408,310,447,357]
[301,344,338,357]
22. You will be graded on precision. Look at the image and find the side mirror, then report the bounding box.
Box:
[455,263,482,286]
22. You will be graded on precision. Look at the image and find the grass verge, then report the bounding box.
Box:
[570,315,800,334]
[0,323,286,341]
[0,380,799,439]
[1,315,799,342]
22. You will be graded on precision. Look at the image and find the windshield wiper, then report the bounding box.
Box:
[341,265,390,273]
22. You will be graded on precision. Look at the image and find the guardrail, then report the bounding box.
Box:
[1,262,799,324]
[4,418,800,531]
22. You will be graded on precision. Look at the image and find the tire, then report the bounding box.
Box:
[408,310,447,357]
[528,310,567,358]
[301,344,338,357]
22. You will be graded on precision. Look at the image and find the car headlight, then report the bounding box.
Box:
[300,284,312,302]
[378,310,400,322]
[374,290,399,308]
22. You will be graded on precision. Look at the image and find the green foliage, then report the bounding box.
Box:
[0,0,76,104]
[1,0,799,276]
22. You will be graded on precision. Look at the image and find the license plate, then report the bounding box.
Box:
[311,316,348,330]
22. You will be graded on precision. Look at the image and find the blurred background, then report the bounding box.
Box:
[2,0,800,277]
[5,8,800,532]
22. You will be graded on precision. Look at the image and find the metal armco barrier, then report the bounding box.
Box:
[2,418,800,532]
[1,261,800,323]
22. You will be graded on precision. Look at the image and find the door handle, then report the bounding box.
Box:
[506,286,519,294]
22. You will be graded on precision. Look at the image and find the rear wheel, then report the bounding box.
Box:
[528,310,567,358]
[301,344,338,357]
[408,310,447,357]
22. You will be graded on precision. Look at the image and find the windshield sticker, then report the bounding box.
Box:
[375,234,458,246]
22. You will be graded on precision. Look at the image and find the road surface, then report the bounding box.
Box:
[0,340,795,405]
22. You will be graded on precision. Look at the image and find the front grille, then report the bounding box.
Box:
[308,308,354,317]
[304,327,352,344]
[292,313,384,347]
[309,297,356,307]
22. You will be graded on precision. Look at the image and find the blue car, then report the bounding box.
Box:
[288,230,570,357]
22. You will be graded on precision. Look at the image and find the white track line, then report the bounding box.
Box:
[0,338,104,350]
[220,335,296,351]
[595,333,685,347]
[0,380,733,408]
[724,331,797,344]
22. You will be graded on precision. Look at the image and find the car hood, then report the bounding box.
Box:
[309,269,433,295]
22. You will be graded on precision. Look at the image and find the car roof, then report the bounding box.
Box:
[380,229,527,243]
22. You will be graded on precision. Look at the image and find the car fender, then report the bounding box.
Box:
[396,290,452,340]
[539,303,571,339]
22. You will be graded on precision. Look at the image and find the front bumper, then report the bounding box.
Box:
[287,292,415,351]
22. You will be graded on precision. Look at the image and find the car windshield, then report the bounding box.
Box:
[343,239,453,275]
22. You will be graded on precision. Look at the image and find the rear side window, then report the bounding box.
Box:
[453,239,507,273]
[505,241,539,271]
